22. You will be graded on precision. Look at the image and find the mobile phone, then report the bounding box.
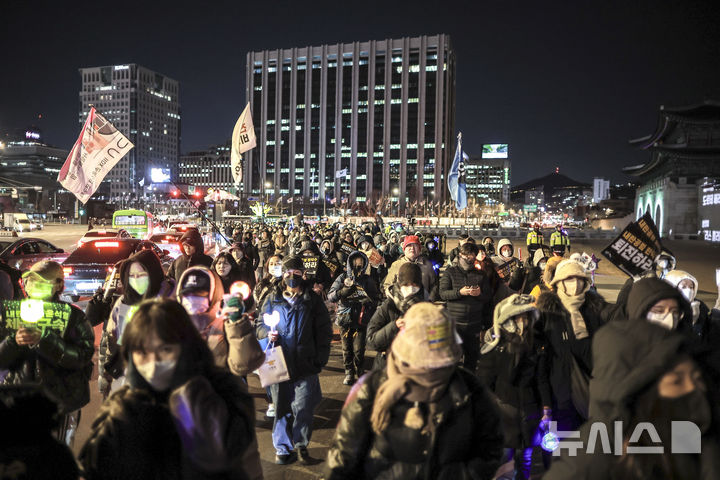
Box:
[716,267,720,287]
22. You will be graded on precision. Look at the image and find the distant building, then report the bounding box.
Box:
[179,143,235,192]
[593,178,610,203]
[78,64,181,199]
[699,179,720,243]
[245,34,456,209]
[511,171,591,212]
[0,131,68,212]
[624,100,720,236]
[465,152,511,205]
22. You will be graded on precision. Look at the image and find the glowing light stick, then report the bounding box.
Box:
[20,299,45,323]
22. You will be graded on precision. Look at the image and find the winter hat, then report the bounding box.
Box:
[482,294,538,353]
[497,238,514,257]
[178,268,212,295]
[532,247,548,267]
[664,270,698,302]
[549,259,589,286]
[283,256,305,272]
[22,260,64,283]
[543,256,564,286]
[391,303,462,369]
[397,262,423,287]
[402,235,421,249]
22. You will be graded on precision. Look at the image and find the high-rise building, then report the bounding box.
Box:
[78,64,181,199]
[593,177,610,203]
[465,156,511,205]
[179,143,235,191]
[245,34,456,209]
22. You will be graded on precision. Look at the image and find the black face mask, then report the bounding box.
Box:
[284,274,303,289]
[654,390,712,438]
[352,264,364,275]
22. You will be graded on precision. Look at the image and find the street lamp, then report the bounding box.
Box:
[264,182,272,209]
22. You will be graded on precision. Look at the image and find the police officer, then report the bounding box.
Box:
[550,224,570,255]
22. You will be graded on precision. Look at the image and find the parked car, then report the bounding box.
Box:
[0,236,69,271]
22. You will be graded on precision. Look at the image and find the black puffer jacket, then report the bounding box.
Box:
[545,322,720,480]
[588,277,691,420]
[0,300,94,414]
[167,231,213,282]
[438,264,492,333]
[535,289,611,418]
[328,251,379,329]
[325,367,503,480]
[366,285,425,370]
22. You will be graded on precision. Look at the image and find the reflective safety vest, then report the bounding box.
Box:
[526,230,543,246]
[550,230,570,247]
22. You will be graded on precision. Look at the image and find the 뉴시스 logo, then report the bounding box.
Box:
[545,421,702,456]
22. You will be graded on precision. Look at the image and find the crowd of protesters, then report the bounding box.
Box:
[0,216,719,479]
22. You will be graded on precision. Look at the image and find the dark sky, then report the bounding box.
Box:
[1,0,718,185]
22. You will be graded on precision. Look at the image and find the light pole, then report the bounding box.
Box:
[393,188,399,217]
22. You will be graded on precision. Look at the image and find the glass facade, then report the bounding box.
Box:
[245,35,455,210]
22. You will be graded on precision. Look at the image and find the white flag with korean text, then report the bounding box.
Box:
[231,103,257,185]
[57,107,134,204]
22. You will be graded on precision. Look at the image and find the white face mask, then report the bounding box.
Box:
[129,276,149,295]
[182,295,210,315]
[400,285,421,298]
[270,265,283,278]
[679,287,695,302]
[135,358,177,391]
[647,311,679,330]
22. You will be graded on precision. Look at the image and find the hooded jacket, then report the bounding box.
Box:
[493,239,524,291]
[328,251,379,329]
[167,231,213,282]
[477,294,551,449]
[366,284,426,370]
[545,324,720,480]
[176,267,227,369]
[589,277,692,420]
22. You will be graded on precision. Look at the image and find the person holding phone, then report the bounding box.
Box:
[439,242,492,372]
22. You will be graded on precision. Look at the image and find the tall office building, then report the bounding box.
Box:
[78,64,181,198]
[179,143,235,191]
[245,34,456,208]
[593,177,610,203]
[465,156,511,205]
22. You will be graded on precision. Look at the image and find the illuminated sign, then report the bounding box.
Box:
[114,65,129,71]
[150,167,171,183]
[482,144,508,159]
[25,131,40,140]
[699,184,720,243]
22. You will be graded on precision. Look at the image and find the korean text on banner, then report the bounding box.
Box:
[231,103,257,184]
[57,107,134,203]
[601,213,663,277]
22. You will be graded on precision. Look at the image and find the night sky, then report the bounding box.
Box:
[1,0,718,185]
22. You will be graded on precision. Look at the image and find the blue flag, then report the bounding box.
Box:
[447,133,467,210]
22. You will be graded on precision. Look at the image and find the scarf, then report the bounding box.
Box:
[556,287,589,340]
[370,351,454,436]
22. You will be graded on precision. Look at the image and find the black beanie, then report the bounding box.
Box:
[398,262,423,286]
[283,256,305,272]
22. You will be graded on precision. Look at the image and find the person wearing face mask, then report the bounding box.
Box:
[254,254,284,311]
[518,246,551,295]
[494,238,526,291]
[325,303,504,480]
[99,250,174,398]
[356,235,388,285]
[536,260,613,430]
[255,256,333,465]
[478,294,551,480]
[212,251,253,293]
[382,235,438,300]
[329,251,379,385]
[319,239,343,282]
[439,242,492,372]
[367,263,427,371]
[529,255,563,301]
[226,243,257,290]
[664,270,720,346]
[545,323,720,480]
[0,260,94,447]
[167,230,213,282]
[482,236,497,259]
[296,237,333,295]
[79,299,263,480]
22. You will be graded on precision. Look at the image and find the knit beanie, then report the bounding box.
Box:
[543,256,564,286]
[397,262,423,286]
[391,303,462,369]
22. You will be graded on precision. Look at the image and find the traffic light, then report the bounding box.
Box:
[171,190,179,198]
[193,189,202,198]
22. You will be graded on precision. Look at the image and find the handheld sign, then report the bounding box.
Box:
[602,213,662,277]
[1,300,72,335]
[367,248,385,268]
[301,255,320,277]
[340,242,355,256]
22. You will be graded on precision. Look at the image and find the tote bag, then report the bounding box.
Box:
[256,343,291,388]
